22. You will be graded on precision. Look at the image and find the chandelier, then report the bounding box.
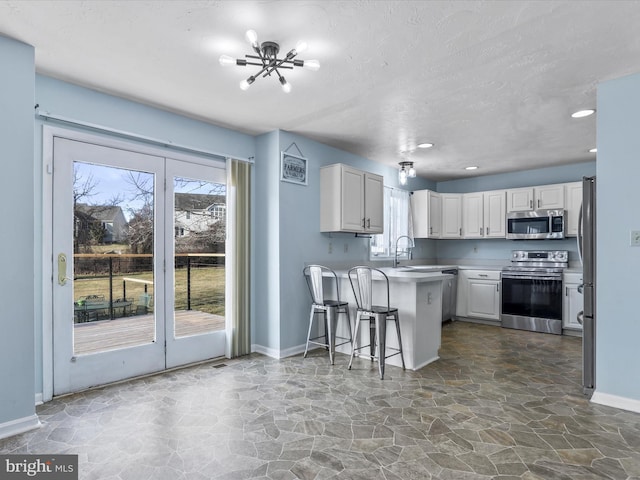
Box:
[398,161,416,185]
[219,30,320,93]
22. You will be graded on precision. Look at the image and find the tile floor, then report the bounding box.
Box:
[2,322,640,479]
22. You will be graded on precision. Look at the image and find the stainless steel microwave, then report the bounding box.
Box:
[506,209,565,240]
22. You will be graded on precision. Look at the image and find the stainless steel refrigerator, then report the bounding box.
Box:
[577,176,596,395]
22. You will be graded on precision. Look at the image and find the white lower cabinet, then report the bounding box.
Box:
[563,272,583,331]
[456,269,501,321]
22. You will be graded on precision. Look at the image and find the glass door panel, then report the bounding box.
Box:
[72,162,156,355]
[53,137,165,396]
[173,176,226,338]
[165,159,227,368]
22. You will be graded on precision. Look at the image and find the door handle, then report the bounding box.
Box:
[58,253,71,286]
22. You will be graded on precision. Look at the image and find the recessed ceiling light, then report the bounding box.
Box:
[589,148,597,153]
[571,109,595,118]
[417,143,434,149]
[465,166,479,170]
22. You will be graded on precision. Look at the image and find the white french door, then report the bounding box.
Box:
[51,135,227,395]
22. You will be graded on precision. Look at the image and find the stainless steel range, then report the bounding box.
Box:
[501,250,568,335]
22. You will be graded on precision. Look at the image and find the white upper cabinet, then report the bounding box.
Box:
[484,190,507,237]
[462,192,484,239]
[440,194,462,238]
[506,187,534,212]
[507,184,565,212]
[412,190,442,238]
[565,181,583,237]
[462,190,506,238]
[535,184,565,210]
[320,163,383,234]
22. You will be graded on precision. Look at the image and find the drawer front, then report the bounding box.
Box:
[466,270,501,281]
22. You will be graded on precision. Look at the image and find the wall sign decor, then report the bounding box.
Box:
[280,151,308,185]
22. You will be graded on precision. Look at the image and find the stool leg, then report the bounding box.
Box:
[348,311,362,370]
[345,306,353,350]
[369,319,376,362]
[375,313,387,380]
[394,313,406,370]
[304,306,316,358]
[327,306,337,365]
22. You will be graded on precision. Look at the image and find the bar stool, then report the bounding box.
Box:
[303,265,352,364]
[347,266,405,379]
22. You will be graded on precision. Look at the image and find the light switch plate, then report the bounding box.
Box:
[631,230,640,246]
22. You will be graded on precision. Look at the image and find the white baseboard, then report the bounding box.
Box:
[251,343,315,359]
[0,414,41,440]
[590,391,640,414]
[35,393,43,406]
[412,355,440,371]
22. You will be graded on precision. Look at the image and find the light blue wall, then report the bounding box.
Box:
[0,36,36,425]
[596,72,640,402]
[253,131,281,353]
[32,76,256,394]
[435,161,596,265]
[438,161,596,193]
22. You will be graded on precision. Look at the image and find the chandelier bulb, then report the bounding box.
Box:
[219,55,236,67]
[280,77,292,93]
[408,166,416,178]
[294,40,308,54]
[303,59,320,71]
[245,29,259,48]
[240,76,255,91]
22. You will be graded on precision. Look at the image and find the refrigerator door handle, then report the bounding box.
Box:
[577,203,583,266]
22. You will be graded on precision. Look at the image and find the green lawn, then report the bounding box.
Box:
[74,266,225,316]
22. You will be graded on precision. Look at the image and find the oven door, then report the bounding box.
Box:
[501,273,563,334]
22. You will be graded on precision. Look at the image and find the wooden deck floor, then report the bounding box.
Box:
[73,310,225,355]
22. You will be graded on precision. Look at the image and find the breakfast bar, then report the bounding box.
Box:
[328,267,453,371]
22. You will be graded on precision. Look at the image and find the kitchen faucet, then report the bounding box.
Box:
[393,235,414,268]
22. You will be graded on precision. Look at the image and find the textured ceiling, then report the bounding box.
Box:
[1,1,639,181]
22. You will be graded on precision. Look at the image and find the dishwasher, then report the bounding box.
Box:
[440,269,458,322]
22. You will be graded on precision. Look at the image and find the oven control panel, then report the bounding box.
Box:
[511,250,568,263]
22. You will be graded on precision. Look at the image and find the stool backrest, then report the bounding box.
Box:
[303,265,340,305]
[348,266,390,312]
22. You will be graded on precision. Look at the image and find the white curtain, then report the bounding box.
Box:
[371,187,412,258]
[226,159,251,357]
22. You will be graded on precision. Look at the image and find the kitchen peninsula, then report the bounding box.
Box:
[331,267,453,371]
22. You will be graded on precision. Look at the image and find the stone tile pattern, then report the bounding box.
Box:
[2,322,640,479]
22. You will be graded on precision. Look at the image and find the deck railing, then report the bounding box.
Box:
[73,253,225,321]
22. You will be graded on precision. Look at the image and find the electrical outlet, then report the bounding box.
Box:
[631,231,640,246]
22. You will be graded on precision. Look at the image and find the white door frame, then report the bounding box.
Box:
[42,126,229,401]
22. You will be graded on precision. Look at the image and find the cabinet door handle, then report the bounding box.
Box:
[479,274,488,277]
[430,226,433,235]
[530,199,533,209]
[565,286,568,296]
[496,283,499,292]
[362,218,366,228]
[459,228,462,236]
[537,199,541,208]
[480,227,483,236]
[486,226,489,235]
[367,218,371,228]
